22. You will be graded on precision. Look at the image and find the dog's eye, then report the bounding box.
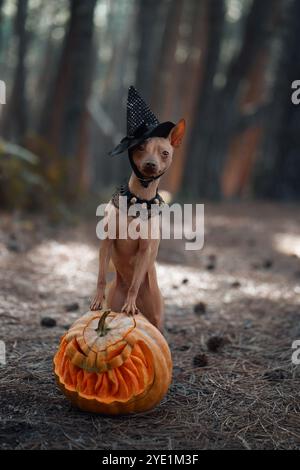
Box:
[138,144,145,151]
[162,150,169,157]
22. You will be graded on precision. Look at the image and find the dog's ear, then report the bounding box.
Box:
[168,118,186,148]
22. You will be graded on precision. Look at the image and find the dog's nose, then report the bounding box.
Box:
[145,161,157,170]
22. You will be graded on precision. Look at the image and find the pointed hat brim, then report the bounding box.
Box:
[108,121,175,157]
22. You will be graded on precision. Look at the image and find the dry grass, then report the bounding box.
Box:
[0,203,300,449]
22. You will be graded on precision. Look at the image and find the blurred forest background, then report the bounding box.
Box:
[1,2,300,451]
[0,0,300,213]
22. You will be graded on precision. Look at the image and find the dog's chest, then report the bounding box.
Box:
[115,210,161,241]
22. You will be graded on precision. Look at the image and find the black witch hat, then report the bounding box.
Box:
[108,86,176,157]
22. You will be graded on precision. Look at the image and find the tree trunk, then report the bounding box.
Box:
[1,0,28,142]
[211,0,275,200]
[39,0,97,199]
[151,0,184,116]
[253,0,300,199]
[181,0,226,199]
[221,48,269,198]
[160,0,208,195]
[0,0,4,48]
[135,0,167,102]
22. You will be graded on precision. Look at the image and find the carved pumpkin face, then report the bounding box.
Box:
[53,310,172,414]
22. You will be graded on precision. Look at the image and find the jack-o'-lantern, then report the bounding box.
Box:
[53,310,172,414]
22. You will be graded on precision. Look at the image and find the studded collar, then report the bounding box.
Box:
[111,183,164,218]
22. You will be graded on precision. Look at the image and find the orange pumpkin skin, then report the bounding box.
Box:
[53,310,172,415]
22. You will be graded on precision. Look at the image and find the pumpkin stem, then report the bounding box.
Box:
[96,309,111,336]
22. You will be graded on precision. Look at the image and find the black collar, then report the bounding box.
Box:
[111,183,164,218]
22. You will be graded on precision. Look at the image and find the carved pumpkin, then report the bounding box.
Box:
[53,310,172,414]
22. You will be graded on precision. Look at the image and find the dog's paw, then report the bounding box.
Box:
[121,298,140,316]
[90,292,104,311]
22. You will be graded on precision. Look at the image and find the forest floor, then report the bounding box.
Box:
[0,202,300,450]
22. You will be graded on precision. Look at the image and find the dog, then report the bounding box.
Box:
[90,119,185,331]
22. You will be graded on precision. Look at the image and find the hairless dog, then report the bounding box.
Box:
[90,87,185,331]
[90,121,185,331]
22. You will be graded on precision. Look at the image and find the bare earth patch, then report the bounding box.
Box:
[0,203,300,449]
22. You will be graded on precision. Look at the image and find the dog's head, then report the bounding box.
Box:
[129,119,186,178]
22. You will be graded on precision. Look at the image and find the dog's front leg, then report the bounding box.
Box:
[122,240,152,316]
[90,237,113,311]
